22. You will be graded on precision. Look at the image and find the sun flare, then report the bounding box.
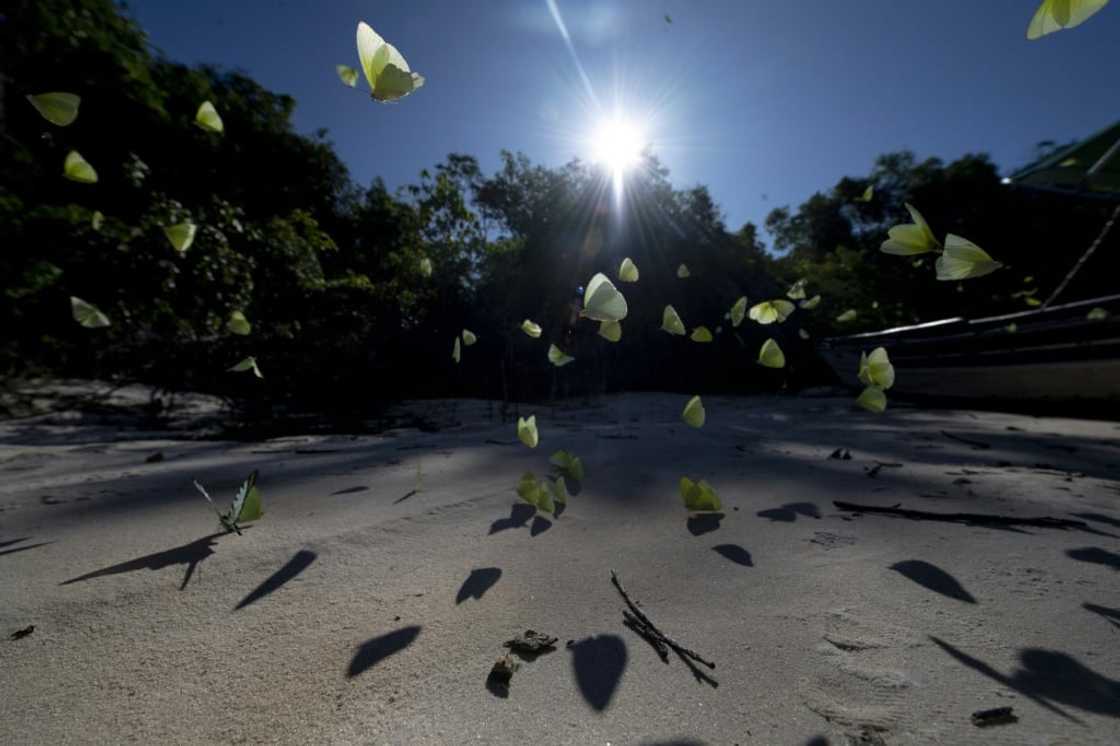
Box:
[589,117,645,177]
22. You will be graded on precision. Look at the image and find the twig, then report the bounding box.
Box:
[834,501,1089,530]
[610,570,715,669]
[940,431,991,450]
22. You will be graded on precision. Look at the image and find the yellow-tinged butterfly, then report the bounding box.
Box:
[517,472,555,514]
[229,356,263,378]
[836,309,858,323]
[452,336,461,364]
[549,450,585,483]
[855,184,874,203]
[749,299,795,325]
[163,221,197,253]
[618,257,639,282]
[582,272,628,322]
[857,386,887,414]
[1027,0,1110,39]
[63,151,97,184]
[462,329,478,346]
[679,477,721,512]
[356,21,425,102]
[27,92,80,127]
[677,263,690,279]
[935,235,1003,281]
[799,294,821,310]
[419,256,433,277]
[757,338,785,368]
[195,101,223,134]
[71,296,110,328]
[730,296,748,327]
[548,343,575,367]
[517,415,539,448]
[858,347,895,390]
[660,305,686,335]
[337,64,359,87]
[690,326,713,343]
[521,319,542,338]
[193,470,263,535]
[598,320,622,342]
[786,278,807,300]
[881,203,939,255]
[227,311,251,336]
[682,395,705,428]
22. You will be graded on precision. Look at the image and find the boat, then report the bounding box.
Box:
[820,121,1120,412]
[819,293,1120,407]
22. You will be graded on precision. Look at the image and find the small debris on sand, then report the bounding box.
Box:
[971,706,1017,727]
[10,625,35,640]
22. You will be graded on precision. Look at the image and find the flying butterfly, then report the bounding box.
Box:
[661,305,686,335]
[356,21,426,102]
[27,92,80,127]
[194,470,263,535]
[1027,0,1110,39]
[582,272,628,322]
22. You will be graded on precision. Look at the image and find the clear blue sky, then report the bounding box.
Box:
[128,0,1118,240]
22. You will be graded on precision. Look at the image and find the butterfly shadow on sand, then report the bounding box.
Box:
[60,531,237,590]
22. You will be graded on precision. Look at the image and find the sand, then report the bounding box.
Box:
[1,386,1118,745]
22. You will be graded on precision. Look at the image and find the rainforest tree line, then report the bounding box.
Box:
[1,0,1113,415]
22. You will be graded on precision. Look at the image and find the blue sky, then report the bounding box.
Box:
[129,0,1118,241]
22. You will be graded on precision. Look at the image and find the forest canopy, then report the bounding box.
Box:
[1,0,1113,414]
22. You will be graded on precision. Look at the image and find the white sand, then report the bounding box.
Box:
[1,390,1119,745]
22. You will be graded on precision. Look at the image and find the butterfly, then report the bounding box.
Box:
[356,21,425,102]
[194,470,263,535]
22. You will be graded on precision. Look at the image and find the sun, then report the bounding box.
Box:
[589,116,645,179]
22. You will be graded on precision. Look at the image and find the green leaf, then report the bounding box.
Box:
[70,296,110,328]
[517,415,539,448]
[26,92,81,126]
[679,476,721,512]
[521,319,542,338]
[227,311,252,336]
[757,338,785,368]
[618,257,639,282]
[582,272,628,322]
[682,395,705,428]
[337,64,359,87]
[194,101,224,134]
[548,343,575,367]
[63,151,97,184]
[660,305,686,335]
[163,221,197,253]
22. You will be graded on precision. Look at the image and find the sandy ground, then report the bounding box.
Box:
[1,386,1119,745]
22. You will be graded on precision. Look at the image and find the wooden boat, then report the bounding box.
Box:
[819,294,1120,407]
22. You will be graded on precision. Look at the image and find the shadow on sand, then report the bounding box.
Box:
[348,626,421,678]
[235,549,317,610]
[60,531,230,590]
[889,560,976,603]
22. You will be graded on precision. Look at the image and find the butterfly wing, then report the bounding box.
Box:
[231,470,263,525]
